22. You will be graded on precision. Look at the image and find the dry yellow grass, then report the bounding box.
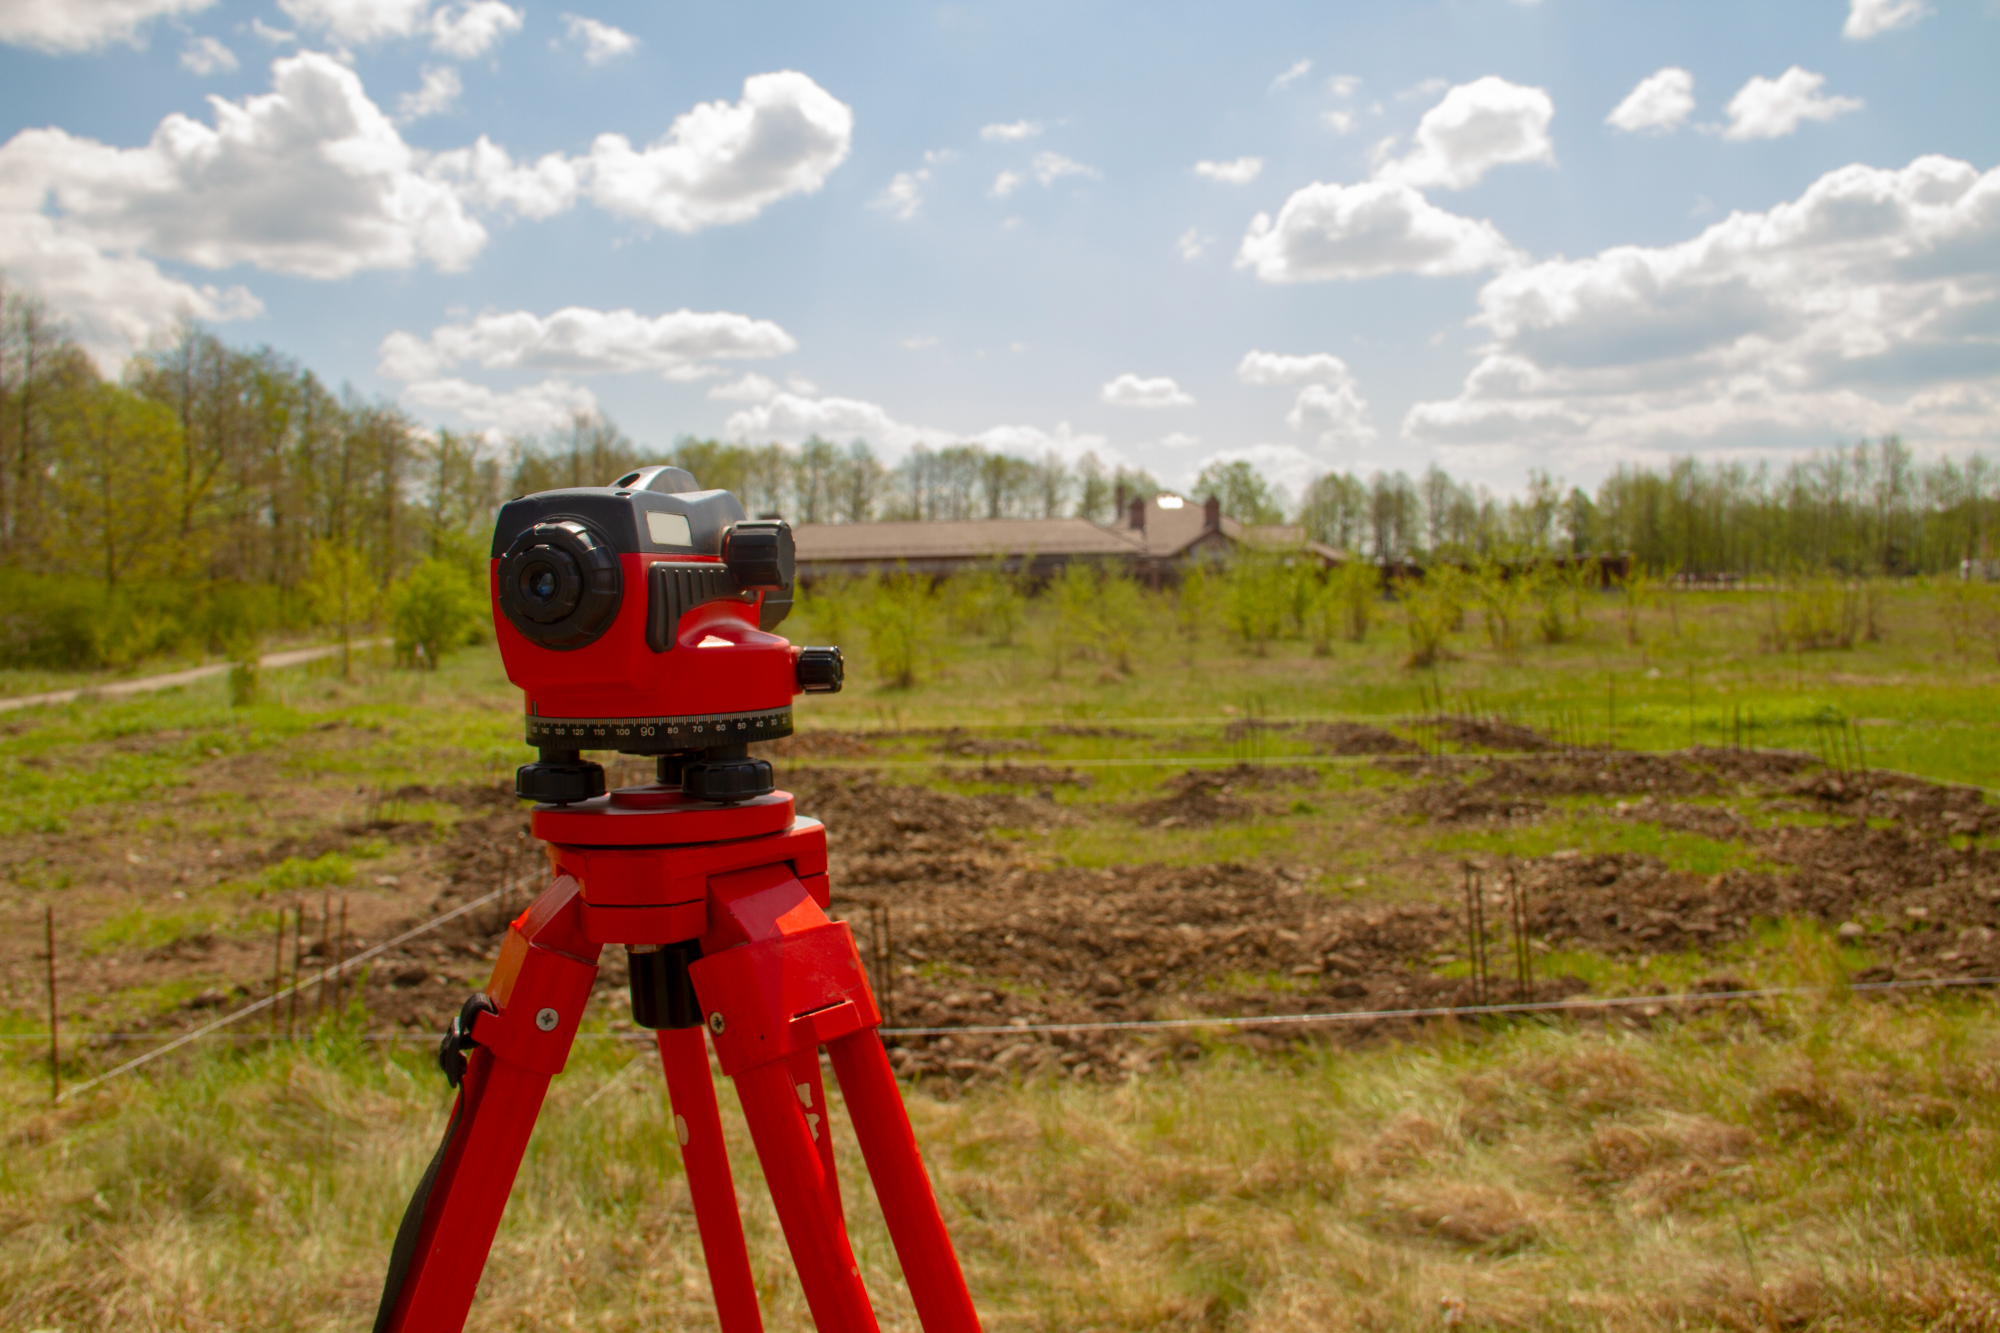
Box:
[6,977,2000,1331]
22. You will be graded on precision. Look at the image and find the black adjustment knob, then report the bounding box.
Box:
[720,520,795,591]
[681,745,774,804]
[516,750,605,805]
[796,645,843,694]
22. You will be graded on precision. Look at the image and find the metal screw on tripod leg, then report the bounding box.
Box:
[535,1007,559,1031]
[708,1012,726,1034]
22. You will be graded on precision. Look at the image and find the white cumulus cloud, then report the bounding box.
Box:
[980,120,1044,142]
[1286,382,1377,447]
[723,391,1117,468]
[1236,350,1355,386]
[0,0,215,53]
[179,35,237,74]
[1270,59,1313,93]
[1606,67,1694,134]
[0,51,485,281]
[425,137,580,218]
[1723,68,1864,141]
[278,0,430,44]
[401,375,599,437]
[563,12,636,64]
[1237,180,1516,282]
[1404,155,2000,464]
[1032,151,1098,186]
[430,1,521,57]
[708,373,780,402]
[584,71,852,232]
[1195,157,1263,185]
[377,306,797,381]
[1101,374,1195,409]
[1375,76,1554,190]
[1845,0,1928,39]
[1177,228,1210,261]
[871,168,929,221]
[989,171,1022,199]
[398,65,462,121]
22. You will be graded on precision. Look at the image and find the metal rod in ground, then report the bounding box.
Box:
[45,904,58,1103]
[317,888,331,1018]
[336,896,349,1010]
[288,899,302,1041]
[271,907,286,1036]
[1687,662,1696,750]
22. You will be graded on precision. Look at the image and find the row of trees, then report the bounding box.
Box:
[5,273,1997,669]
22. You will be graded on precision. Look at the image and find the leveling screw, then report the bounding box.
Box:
[535,1007,559,1032]
[708,1012,727,1034]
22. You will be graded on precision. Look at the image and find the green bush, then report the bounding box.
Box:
[859,569,942,688]
[390,556,482,670]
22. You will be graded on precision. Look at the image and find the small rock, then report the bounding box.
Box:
[392,965,428,987]
[1330,980,1369,999]
[375,874,400,887]
[1090,972,1124,997]
[1837,921,1866,940]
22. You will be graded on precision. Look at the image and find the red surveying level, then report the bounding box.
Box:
[372,467,981,1332]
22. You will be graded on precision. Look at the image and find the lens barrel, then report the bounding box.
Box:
[497,520,623,649]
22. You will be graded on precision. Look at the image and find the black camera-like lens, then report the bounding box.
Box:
[498,521,621,649]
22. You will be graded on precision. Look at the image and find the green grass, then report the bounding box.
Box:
[1421,809,1773,877]
[6,979,1999,1330]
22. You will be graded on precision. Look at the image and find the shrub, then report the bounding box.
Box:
[1224,554,1287,655]
[860,569,942,688]
[390,557,482,670]
[1398,575,1458,668]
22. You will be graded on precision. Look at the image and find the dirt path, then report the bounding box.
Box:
[0,639,389,712]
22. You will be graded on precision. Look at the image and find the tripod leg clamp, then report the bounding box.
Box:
[438,993,498,1089]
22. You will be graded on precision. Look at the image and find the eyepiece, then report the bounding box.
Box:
[497,520,622,649]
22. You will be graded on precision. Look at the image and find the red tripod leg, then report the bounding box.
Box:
[734,1059,880,1333]
[786,1047,845,1226]
[376,876,599,1333]
[657,1027,765,1333]
[827,1032,983,1333]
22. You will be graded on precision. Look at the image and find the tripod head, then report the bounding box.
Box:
[491,464,842,805]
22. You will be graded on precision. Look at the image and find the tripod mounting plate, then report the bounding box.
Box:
[530,788,794,847]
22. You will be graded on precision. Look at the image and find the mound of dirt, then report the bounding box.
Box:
[930,728,1046,757]
[944,762,1091,788]
[1301,721,1421,756]
[856,860,1586,1086]
[1433,717,1557,753]
[1126,766,1314,828]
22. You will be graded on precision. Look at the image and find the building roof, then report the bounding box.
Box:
[793,517,1145,563]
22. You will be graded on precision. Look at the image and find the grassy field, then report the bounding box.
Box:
[3,580,1999,1330]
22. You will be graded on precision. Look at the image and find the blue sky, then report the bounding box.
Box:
[2,0,1996,497]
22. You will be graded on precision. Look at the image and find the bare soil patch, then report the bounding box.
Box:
[1301,721,1422,756]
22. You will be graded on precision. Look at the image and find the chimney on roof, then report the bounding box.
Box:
[1114,481,1128,520]
[1128,496,1145,530]
[1203,494,1220,531]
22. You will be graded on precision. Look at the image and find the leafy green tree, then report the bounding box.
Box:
[1195,460,1285,524]
[389,556,481,670]
[304,539,371,678]
[859,568,942,688]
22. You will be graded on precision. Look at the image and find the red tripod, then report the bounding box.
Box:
[373,785,982,1333]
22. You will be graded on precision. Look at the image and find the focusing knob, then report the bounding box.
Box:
[681,754,775,804]
[796,646,844,694]
[720,520,795,591]
[497,520,623,650]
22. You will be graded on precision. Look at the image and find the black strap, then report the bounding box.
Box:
[372,993,496,1331]
[373,1097,461,1333]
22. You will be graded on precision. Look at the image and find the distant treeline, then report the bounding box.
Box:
[2,278,1994,667]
